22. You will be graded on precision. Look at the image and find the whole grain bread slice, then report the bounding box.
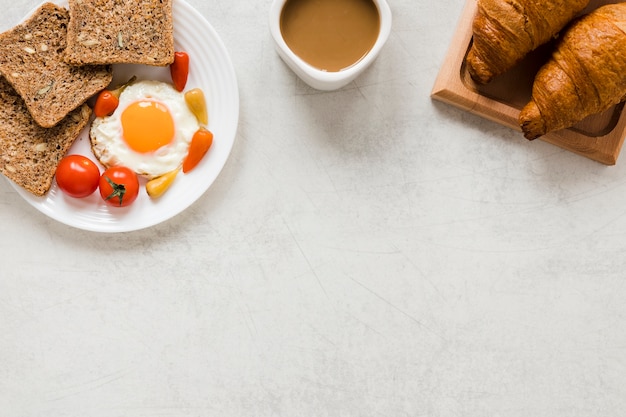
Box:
[0,3,112,128]
[65,0,175,66]
[0,77,91,196]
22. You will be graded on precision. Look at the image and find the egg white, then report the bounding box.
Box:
[90,80,200,178]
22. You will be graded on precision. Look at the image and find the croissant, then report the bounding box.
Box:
[466,0,589,84]
[519,3,626,140]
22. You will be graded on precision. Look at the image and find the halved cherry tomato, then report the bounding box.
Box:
[93,76,137,118]
[183,127,213,173]
[170,51,189,92]
[99,166,139,207]
[55,155,100,198]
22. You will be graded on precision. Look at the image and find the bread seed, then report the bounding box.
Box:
[80,39,100,47]
[40,44,48,52]
[23,47,36,54]
[33,143,47,153]
[37,83,52,95]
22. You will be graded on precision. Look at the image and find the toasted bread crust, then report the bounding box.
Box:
[0,77,91,196]
[0,3,112,128]
[64,0,175,66]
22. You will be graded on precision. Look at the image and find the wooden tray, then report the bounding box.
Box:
[431,0,626,165]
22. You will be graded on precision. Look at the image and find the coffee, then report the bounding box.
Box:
[280,0,380,72]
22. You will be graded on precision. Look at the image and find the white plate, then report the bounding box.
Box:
[8,0,239,233]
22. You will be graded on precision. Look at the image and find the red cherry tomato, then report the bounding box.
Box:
[55,155,100,198]
[99,166,139,207]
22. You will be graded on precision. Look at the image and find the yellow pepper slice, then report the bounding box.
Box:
[146,168,180,198]
[184,88,208,125]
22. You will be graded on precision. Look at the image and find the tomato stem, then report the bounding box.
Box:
[103,175,127,206]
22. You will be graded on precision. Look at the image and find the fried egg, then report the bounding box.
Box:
[90,80,200,178]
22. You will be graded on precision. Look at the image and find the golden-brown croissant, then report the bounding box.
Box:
[519,3,626,140]
[466,0,589,84]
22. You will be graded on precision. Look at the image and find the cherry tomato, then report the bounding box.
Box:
[55,155,100,198]
[170,51,189,92]
[99,166,139,207]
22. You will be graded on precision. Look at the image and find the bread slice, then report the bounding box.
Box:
[0,77,91,196]
[65,0,175,66]
[0,3,112,128]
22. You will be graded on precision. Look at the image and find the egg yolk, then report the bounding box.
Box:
[121,100,175,153]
